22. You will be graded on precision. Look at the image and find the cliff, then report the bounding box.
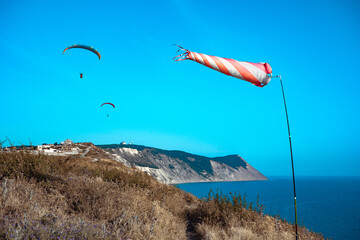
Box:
[97,144,268,184]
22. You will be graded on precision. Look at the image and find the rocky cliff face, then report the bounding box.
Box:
[98,144,267,184]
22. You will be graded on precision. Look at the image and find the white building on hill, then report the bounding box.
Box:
[37,139,79,156]
[64,139,74,145]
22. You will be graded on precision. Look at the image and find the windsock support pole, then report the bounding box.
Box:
[274,75,298,240]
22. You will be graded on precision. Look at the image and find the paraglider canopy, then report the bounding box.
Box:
[101,102,115,108]
[63,44,101,60]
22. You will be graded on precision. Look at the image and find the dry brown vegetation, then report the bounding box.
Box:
[0,150,325,239]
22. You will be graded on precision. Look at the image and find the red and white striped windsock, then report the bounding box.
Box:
[173,46,272,87]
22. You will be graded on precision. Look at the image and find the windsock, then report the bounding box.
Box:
[173,45,272,87]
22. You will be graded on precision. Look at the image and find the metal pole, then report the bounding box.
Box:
[276,75,298,239]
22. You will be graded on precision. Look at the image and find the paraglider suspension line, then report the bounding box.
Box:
[276,75,298,240]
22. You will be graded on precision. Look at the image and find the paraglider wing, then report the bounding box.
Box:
[101,102,115,108]
[63,44,101,60]
[173,45,272,87]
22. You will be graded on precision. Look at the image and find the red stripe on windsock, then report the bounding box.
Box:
[198,53,213,69]
[226,58,260,85]
[209,56,231,76]
[264,63,272,74]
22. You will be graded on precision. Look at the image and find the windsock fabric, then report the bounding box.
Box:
[174,47,272,87]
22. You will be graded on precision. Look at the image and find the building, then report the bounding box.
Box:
[64,139,74,145]
[37,139,80,156]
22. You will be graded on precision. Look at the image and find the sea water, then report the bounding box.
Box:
[177,176,360,240]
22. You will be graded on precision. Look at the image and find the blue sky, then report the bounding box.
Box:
[1,0,359,176]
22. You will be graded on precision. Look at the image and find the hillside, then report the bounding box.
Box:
[0,144,324,239]
[98,144,267,184]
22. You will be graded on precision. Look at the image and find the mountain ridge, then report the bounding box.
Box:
[97,144,267,184]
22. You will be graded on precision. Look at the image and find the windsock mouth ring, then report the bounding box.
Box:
[264,63,272,74]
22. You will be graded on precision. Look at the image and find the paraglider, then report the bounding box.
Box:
[63,44,101,60]
[63,44,101,79]
[101,102,115,117]
[173,45,272,87]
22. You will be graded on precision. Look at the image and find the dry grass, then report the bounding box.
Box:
[0,151,325,239]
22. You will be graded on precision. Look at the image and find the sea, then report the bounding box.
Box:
[177,176,360,240]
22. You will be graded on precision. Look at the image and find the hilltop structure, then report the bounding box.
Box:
[0,139,80,156]
[37,139,79,156]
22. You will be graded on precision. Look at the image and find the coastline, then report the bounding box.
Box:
[172,178,269,185]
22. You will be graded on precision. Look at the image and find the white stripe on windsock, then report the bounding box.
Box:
[215,56,245,80]
[240,62,259,74]
[189,52,195,61]
[205,55,220,71]
[193,52,205,65]
[240,62,267,83]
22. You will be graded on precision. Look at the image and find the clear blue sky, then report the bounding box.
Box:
[1,0,359,176]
